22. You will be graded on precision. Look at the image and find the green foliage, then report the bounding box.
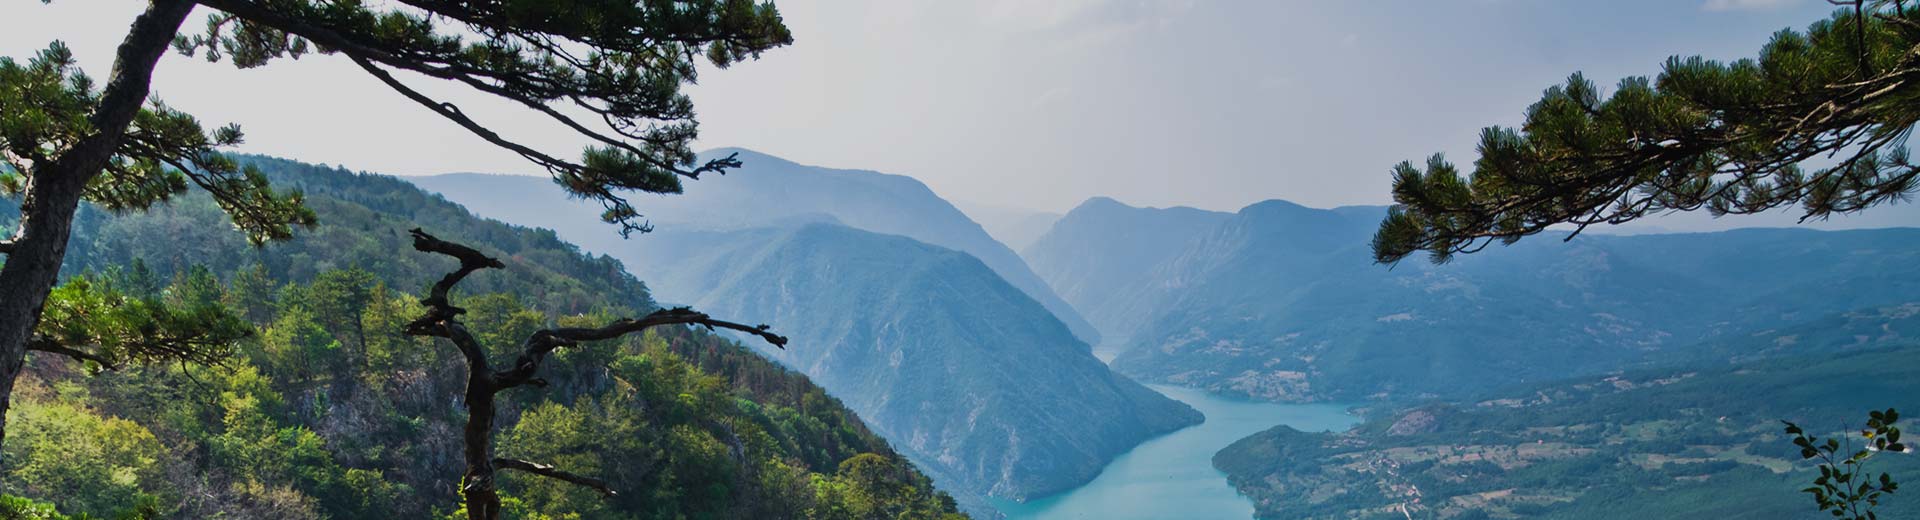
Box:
[57,155,655,314]
[1784,408,1906,519]
[0,41,312,243]
[1375,4,1920,264]
[10,271,960,518]
[0,157,963,518]
[0,397,163,518]
[33,264,250,369]
[167,0,793,235]
[0,494,86,520]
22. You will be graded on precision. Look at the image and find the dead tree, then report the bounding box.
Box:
[402,228,786,520]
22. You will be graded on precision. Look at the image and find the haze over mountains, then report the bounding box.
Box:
[402,148,1920,519]
[409,150,1197,514]
[617,223,1199,501]
[1023,197,1920,403]
[954,202,1061,253]
[414,148,1100,346]
[1020,197,1233,345]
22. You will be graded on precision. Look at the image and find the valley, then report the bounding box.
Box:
[6,3,1919,519]
[994,385,1357,520]
[406,151,1920,519]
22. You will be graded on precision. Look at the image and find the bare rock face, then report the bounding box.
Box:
[1386,408,1442,436]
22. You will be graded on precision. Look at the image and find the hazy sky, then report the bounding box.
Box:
[0,0,1873,216]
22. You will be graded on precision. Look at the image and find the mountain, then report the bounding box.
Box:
[953,201,1061,253]
[1214,342,1920,519]
[405,159,1201,511]
[0,156,964,519]
[1089,199,1920,403]
[1020,197,1232,344]
[612,222,1200,504]
[408,147,1101,345]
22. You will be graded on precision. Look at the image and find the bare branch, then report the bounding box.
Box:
[403,228,504,331]
[494,307,787,389]
[347,57,589,182]
[402,230,784,519]
[493,458,617,497]
[25,338,116,369]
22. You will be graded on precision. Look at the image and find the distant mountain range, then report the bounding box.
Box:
[412,148,1100,346]
[954,201,1061,253]
[408,152,1199,513]
[1021,197,1233,343]
[1022,197,1920,403]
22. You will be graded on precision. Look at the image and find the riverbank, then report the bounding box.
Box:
[992,384,1358,519]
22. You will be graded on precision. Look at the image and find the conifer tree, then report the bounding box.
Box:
[1373,1,1918,264]
[1370,3,1915,516]
[0,0,791,457]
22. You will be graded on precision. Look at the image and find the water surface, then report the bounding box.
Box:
[993,384,1357,519]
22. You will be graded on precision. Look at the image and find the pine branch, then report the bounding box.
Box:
[25,338,115,369]
[492,458,617,497]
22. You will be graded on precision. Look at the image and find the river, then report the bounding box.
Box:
[990,384,1358,519]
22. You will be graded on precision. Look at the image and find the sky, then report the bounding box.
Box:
[5,0,1905,225]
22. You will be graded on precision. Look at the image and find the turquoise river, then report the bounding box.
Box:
[991,384,1358,519]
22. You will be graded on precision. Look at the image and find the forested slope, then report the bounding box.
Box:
[0,156,964,519]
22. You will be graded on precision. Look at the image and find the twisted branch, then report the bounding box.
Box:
[401,229,785,517]
[495,307,786,390]
[493,458,617,497]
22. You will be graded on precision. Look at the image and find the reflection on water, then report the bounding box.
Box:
[993,384,1357,520]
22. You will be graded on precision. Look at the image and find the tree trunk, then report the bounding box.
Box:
[0,0,193,456]
[462,372,501,520]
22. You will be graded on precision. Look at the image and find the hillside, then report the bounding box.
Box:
[1214,344,1920,519]
[0,156,964,519]
[1020,197,1231,342]
[408,147,1101,345]
[610,222,1201,504]
[1098,198,1920,402]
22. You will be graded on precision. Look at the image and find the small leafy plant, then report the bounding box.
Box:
[1783,408,1905,520]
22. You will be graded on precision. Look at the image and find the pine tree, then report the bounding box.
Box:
[0,0,792,463]
[1369,3,1916,516]
[1373,1,1919,264]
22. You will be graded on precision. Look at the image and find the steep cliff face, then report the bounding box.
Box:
[622,223,1201,501]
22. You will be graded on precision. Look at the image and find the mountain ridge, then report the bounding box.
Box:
[1023,196,1920,403]
[410,147,1102,345]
